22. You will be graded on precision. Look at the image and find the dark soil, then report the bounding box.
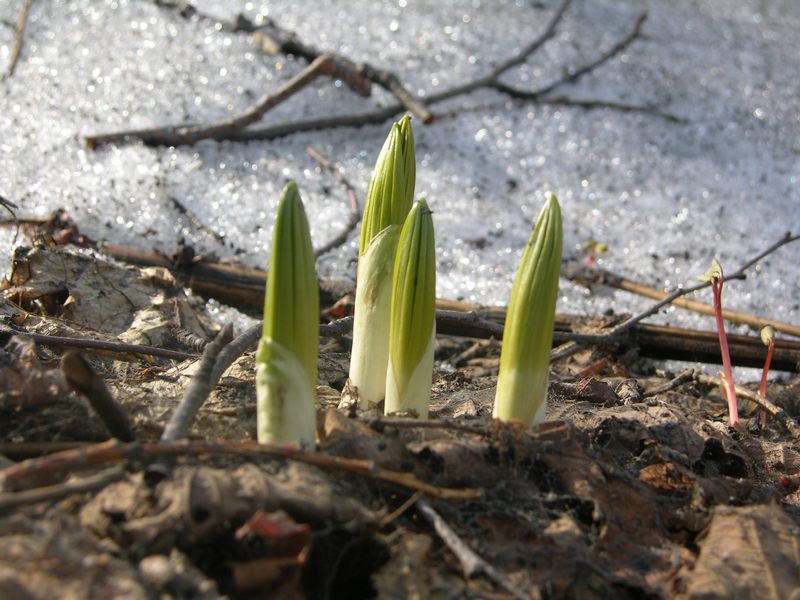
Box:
[1,243,799,599]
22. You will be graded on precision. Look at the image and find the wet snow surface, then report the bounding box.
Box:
[1,0,798,348]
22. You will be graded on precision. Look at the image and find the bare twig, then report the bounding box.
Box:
[0,439,483,500]
[0,325,198,361]
[696,374,800,439]
[85,54,336,148]
[61,351,136,442]
[564,232,800,345]
[320,316,355,338]
[210,322,261,383]
[161,323,234,441]
[154,0,434,121]
[417,498,537,600]
[169,196,228,247]
[433,0,572,102]
[501,13,647,99]
[642,368,698,398]
[307,147,362,258]
[0,466,125,511]
[4,0,34,79]
[0,194,20,242]
[90,0,660,147]
[539,95,683,123]
[571,250,800,339]
[378,490,423,529]
[365,416,488,437]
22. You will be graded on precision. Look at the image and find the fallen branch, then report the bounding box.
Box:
[152,0,435,121]
[86,0,663,147]
[417,498,537,600]
[3,0,34,79]
[0,325,198,361]
[307,147,362,258]
[0,466,124,511]
[564,232,800,344]
[0,438,483,500]
[85,54,336,148]
[571,233,800,337]
[365,416,488,437]
[161,323,234,441]
[499,12,647,99]
[61,351,136,442]
[642,368,698,398]
[696,374,800,439]
[0,194,20,242]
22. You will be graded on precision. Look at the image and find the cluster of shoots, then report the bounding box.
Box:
[257,115,565,446]
[349,115,416,409]
[699,259,739,427]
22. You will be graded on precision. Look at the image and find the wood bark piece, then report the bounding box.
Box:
[95,243,800,372]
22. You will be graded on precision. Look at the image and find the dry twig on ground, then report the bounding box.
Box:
[161,323,234,441]
[61,351,136,442]
[417,498,538,600]
[0,325,198,361]
[0,438,483,500]
[306,147,362,258]
[3,0,34,79]
[85,0,664,147]
[86,54,337,148]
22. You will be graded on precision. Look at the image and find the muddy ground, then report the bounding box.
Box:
[1,241,799,599]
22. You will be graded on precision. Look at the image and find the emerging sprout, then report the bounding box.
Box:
[758,325,775,427]
[493,193,562,426]
[349,115,416,408]
[256,181,319,446]
[385,198,436,417]
[698,259,738,426]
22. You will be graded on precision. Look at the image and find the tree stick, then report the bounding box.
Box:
[4,0,34,79]
[572,233,800,338]
[60,351,136,442]
[505,12,647,99]
[0,325,198,361]
[0,466,125,511]
[0,439,483,500]
[307,147,362,258]
[417,498,537,600]
[85,54,336,148]
[161,323,233,441]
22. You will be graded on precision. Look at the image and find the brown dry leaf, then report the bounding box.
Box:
[683,504,800,599]
[3,244,214,344]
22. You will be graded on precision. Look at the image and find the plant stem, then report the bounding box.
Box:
[712,278,738,426]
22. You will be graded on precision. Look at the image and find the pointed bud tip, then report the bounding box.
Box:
[698,258,723,283]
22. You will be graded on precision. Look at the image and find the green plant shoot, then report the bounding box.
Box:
[385,198,436,417]
[349,115,416,408]
[256,181,319,446]
[493,193,562,426]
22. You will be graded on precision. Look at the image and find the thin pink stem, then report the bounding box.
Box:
[759,340,774,398]
[712,278,739,426]
[758,339,774,427]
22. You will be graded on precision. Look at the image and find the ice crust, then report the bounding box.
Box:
[1,0,798,376]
